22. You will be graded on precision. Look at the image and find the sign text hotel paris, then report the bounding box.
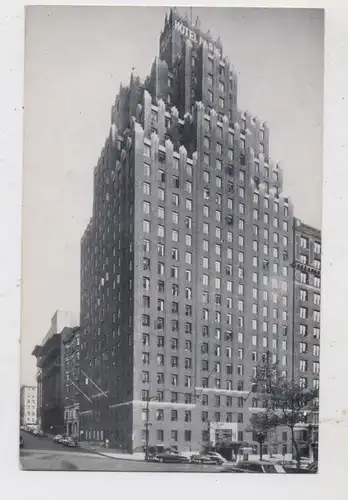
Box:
[174,19,222,58]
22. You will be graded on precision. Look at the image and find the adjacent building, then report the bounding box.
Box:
[292,219,321,460]
[62,326,81,438]
[32,310,78,434]
[20,385,37,426]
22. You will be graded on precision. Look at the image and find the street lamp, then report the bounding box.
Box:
[144,396,158,461]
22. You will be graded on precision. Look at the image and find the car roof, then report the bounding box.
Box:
[238,460,274,465]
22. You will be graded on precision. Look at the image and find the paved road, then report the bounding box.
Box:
[20,431,90,453]
[20,432,222,472]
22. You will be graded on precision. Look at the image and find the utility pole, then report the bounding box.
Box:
[144,396,157,461]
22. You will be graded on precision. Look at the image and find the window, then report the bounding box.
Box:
[300,307,308,319]
[313,310,320,322]
[314,276,321,288]
[186,234,192,247]
[300,324,308,336]
[158,225,165,238]
[186,199,192,211]
[143,182,151,195]
[313,361,320,374]
[143,220,150,234]
[185,180,192,194]
[143,201,150,214]
[172,211,179,225]
[300,360,308,372]
[314,259,321,270]
[300,272,308,284]
[212,159,222,176]
[171,266,178,279]
[171,193,179,206]
[314,242,321,254]
[300,236,308,249]
[300,254,308,265]
[300,342,307,354]
[313,345,320,357]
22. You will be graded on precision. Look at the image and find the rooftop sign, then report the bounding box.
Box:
[174,20,221,58]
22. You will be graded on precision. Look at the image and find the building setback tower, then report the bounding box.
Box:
[80,9,297,453]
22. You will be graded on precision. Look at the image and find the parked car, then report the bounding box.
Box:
[205,451,227,464]
[304,461,318,473]
[191,453,225,465]
[221,460,285,474]
[53,434,64,443]
[20,436,24,448]
[156,450,190,463]
[64,437,79,447]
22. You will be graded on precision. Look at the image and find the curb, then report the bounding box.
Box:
[80,446,145,462]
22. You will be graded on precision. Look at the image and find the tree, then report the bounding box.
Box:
[245,410,280,460]
[252,351,319,468]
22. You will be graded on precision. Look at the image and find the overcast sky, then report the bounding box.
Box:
[21,6,324,385]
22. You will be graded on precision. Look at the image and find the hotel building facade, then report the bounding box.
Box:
[79,9,320,454]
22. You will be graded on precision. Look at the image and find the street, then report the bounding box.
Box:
[20,432,222,472]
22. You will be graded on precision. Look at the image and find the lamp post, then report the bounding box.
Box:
[255,431,266,461]
[144,396,158,461]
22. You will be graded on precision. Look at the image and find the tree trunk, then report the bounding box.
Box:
[259,443,263,461]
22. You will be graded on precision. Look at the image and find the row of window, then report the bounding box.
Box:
[143,327,287,346]
[141,311,290,333]
[142,352,287,370]
[300,360,320,373]
[145,203,290,233]
[142,408,245,425]
[299,325,320,338]
[300,308,321,322]
[299,272,321,287]
[300,236,321,254]
[300,289,321,304]
[143,182,289,221]
[300,343,320,356]
[299,254,321,268]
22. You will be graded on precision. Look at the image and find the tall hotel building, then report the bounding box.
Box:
[79,10,319,454]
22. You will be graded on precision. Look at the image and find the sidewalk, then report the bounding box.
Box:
[79,442,145,461]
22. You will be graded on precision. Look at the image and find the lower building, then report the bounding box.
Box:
[64,403,80,438]
[20,385,37,426]
[32,310,78,434]
[63,326,81,438]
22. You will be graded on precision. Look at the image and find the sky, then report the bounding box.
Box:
[21,6,324,386]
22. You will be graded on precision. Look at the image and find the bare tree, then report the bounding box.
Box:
[251,351,319,468]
